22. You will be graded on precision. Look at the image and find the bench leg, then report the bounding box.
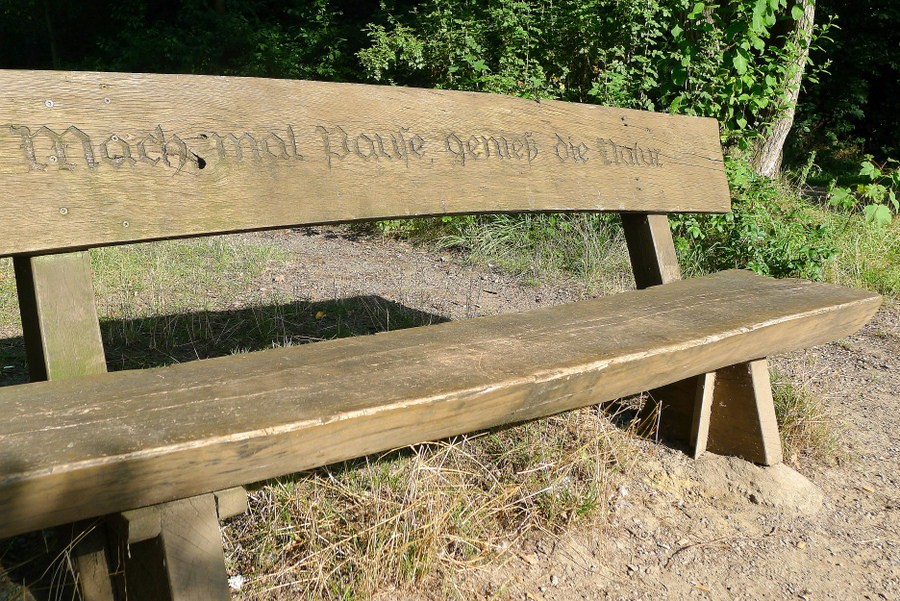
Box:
[692,359,783,465]
[620,215,783,465]
[15,252,249,599]
[111,488,247,601]
[70,522,117,601]
[621,214,715,449]
[15,253,120,599]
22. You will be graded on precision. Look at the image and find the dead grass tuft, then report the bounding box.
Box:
[770,367,843,465]
[223,407,641,600]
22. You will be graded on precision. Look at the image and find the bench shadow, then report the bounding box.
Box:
[0,295,447,600]
[1,294,448,386]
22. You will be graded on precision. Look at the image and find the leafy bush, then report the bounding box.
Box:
[829,157,899,226]
[671,157,836,279]
[358,0,826,145]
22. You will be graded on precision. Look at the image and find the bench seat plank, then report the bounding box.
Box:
[0,270,879,538]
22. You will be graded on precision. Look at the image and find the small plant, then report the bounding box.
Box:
[829,156,899,226]
[671,157,837,280]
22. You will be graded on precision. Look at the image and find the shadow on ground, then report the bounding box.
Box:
[0,295,446,600]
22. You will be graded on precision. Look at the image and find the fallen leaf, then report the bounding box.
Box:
[315,311,327,319]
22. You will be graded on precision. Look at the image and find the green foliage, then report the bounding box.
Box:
[360,0,555,97]
[661,0,832,146]
[671,157,836,279]
[357,1,827,146]
[829,157,899,226]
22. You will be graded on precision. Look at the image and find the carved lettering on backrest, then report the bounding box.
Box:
[212,133,261,161]
[445,132,538,165]
[9,125,99,171]
[4,124,665,174]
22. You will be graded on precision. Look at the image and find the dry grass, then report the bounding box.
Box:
[223,407,642,600]
[0,223,852,600]
[0,231,646,600]
[770,367,843,465]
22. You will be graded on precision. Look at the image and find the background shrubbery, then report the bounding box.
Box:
[1,1,897,291]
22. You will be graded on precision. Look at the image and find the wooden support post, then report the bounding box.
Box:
[698,360,783,465]
[13,252,117,601]
[621,214,704,446]
[621,213,681,287]
[621,214,781,464]
[119,492,240,601]
[13,253,107,381]
[14,253,247,599]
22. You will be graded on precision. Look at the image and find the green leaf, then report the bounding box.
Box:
[792,5,805,20]
[733,53,749,74]
[864,204,893,226]
[828,187,854,209]
[752,0,768,33]
[737,117,748,129]
[859,161,878,178]
[671,24,683,38]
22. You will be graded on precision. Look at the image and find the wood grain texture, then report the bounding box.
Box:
[704,359,783,465]
[118,494,231,601]
[0,70,730,256]
[156,495,231,601]
[13,252,106,380]
[0,270,879,538]
[621,213,681,288]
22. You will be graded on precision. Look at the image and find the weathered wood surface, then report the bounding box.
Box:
[702,359,783,465]
[123,494,231,601]
[621,213,681,288]
[13,252,106,381]
[11,252,116,601]
[0,270,879,538]
[0,70,729,256]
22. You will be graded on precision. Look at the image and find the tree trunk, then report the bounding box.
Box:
[751,0,816,178]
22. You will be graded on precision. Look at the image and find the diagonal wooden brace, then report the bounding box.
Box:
[691,360,783,465]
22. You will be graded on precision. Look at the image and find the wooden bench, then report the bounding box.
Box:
[0,70,881,600]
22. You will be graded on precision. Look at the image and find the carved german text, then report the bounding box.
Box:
[4,125,666,174]
[445,132,537,165]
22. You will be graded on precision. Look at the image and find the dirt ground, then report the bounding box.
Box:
[248,228,898,601]
[2,227,897,600]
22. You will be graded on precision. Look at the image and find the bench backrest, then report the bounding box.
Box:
[0,70,730,257]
